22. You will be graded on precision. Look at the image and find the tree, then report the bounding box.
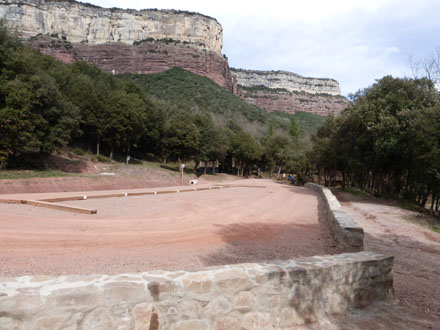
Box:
[229,129,262,176]
[0,28,79,167]
[164,112,200,166]
[310,75,440,200]
[263,132,294,178]
[410,47,440,85]
[101,90,148,159]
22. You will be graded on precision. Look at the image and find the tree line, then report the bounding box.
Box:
[0,26,304,176]
[309,75,440,211]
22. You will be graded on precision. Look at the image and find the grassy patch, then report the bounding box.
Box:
[0,170,75,180]
[401,213,440,232]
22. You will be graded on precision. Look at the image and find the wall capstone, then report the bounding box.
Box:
[305,183,364,252]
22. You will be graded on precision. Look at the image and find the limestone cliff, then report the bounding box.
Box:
[231,68,341,96]
[0,0,222,53]
[231,69,349,116]
[0,0,233,90]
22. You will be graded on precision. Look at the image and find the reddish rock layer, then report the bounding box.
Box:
[236,87,350,116]
[28,38,233,91]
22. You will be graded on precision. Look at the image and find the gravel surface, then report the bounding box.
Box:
[0,179,336,276]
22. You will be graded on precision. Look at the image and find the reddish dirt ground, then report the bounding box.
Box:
[0,179,336,276]
[319,190,440,330]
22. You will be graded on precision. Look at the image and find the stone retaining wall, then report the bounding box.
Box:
[0,252,393,329]
[305,183,364,252]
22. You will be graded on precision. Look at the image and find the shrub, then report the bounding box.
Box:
[73,148,85,156]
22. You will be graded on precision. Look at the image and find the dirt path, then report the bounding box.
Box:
[328,190,440,329]
[0,180,336,276]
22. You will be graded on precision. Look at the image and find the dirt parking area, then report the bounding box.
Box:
[0,179,336,276]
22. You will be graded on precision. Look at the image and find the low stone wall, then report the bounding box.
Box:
[0,252,393,329]
[305,183,364,252]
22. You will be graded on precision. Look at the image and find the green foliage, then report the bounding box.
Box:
[0,25,314,178]
[164,111,200,162]
[92,154,109,163]
[269,110,325,135]
[0,25,80,167]
[0,26,164,168]
[73,148,85,155]
[310,75,440,212]
[119,67,290,136]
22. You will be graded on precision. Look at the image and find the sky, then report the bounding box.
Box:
[82,0,440,95]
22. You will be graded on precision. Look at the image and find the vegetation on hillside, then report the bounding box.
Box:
[309,76,440,213]
[119,68,292,136]
[0,26,312,176]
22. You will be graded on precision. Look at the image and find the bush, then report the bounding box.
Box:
[73,148,85,156]
[92,154,109,162]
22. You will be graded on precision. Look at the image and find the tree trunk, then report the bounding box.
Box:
[126,145,131,164]
[342,170,346,191]
[178,157,183,181]
[277,166,282,179]
[204,162,207,175]
[96,139,100,156]
[109,145,114,160]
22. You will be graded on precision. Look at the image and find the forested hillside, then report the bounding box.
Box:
[0,26,320,176]
[119,68,324,137]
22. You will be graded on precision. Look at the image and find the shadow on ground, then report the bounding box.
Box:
[200,220,337,267]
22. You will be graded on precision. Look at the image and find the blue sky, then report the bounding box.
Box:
[82,0,440,95]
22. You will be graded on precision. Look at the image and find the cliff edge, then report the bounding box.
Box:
[0,0,223,53]
[0,0,233,90]
[231,68,349,116]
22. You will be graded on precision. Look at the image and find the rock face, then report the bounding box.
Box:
[0,0,222,53]
[27,37,233,90]
[236,87,350,116]
[232,68,350,116]
[0,0,233,90]
[231,68,341,95]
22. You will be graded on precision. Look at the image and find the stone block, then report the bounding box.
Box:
[0,317,24,330]
[178,300,201,318]
[233,291,255,312]
[79,307,115,330]
[171,319,209,330]
[36,313,82,330]
[132,302,161,330]
[46,285,101,309]
[241,312,272,330]
[180,272,212,295]
[214,268,254,293]
[205,296,232,316]
[102,282,148,304]
[213,316,240,330]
